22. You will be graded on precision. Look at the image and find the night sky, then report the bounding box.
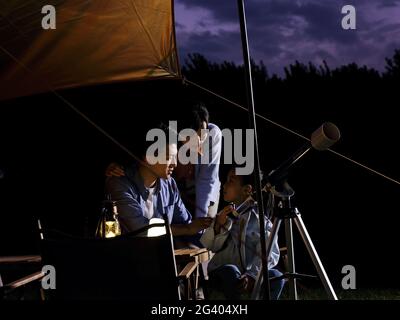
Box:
[175,0,400,76]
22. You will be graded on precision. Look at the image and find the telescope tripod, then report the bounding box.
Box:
[252,193,338,300]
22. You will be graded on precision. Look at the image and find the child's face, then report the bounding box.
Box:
[223,170,245,203]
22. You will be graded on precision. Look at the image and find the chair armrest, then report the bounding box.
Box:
[177,261,197,279]
[174,248,208,257]
[0,255,42,265]
[174,248,212,265]
[196,251,212,263]
[3,271,45,291]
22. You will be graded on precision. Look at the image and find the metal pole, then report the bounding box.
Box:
[294,215,338,300]
[237,0,271,300]
[284,218,298,299]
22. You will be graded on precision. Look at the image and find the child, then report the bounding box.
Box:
[200,168,284,300]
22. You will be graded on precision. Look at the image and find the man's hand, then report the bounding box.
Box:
[171,218,213,236]
[187,218,213,235]
[105,162,125,177]
[237,274,255,294]
[214,205,234,234]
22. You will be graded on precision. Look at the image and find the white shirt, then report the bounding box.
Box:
[195,123,222,218]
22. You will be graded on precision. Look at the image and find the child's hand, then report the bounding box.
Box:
[214,205,234,234]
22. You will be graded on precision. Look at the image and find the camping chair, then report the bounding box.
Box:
[0,255,45,300]
[174,248,213,300]
[39,219,196,300]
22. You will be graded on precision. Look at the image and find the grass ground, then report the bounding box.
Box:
[280,286,400,300]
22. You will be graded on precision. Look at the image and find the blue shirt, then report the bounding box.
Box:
[105,164,192,234]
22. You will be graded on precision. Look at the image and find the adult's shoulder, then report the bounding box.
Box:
[105,163,137,190]
[105,175,132,190]
[208,122,222,133]
[208,123,222,141]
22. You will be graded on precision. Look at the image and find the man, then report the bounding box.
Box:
[105,129,212,237]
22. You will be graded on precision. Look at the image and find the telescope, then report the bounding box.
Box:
[264,122,341,191]
[252,122,341,300]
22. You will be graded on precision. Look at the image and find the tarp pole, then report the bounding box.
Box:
[237,0,271,300]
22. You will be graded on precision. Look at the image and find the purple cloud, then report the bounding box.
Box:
[174,0,400,76]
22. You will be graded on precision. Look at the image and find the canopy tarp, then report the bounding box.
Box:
[0,0,180,101]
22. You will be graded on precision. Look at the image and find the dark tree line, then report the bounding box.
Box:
[180,50,400,174]
[182,50,400,85]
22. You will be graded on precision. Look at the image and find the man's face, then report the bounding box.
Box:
[150,143,178,179]
[184,121,208,155]
[197,121,208,139]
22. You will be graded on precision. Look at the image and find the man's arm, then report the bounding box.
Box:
[170,178,212,236]
[105,176,149,233]
[170,219,213,237]
[170,178,192,225]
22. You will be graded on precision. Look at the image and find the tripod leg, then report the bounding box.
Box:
[294,215,338,300]
[285,219,298,300]
[251,217,281,300]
